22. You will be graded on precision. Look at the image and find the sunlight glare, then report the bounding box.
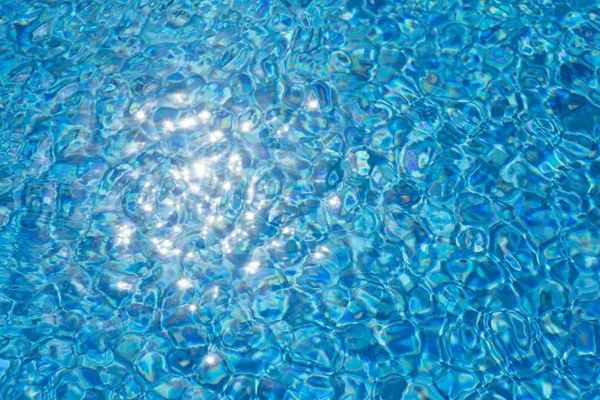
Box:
[177,278,193,290]
[179,116,197,129]
[198,110,211,121]
[245,261,260,274]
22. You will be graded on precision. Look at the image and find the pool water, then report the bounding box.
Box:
[1,0,600,398]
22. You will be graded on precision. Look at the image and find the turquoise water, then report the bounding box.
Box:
[1,0,600,398]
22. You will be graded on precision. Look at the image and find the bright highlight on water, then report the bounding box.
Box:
[0,0,599,399]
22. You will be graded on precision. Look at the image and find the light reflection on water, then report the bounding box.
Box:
[1,0,600,398]
[112,92,298,336]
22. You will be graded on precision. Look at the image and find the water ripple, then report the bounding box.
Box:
[1,0,600,398]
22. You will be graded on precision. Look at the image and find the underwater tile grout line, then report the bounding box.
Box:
[0,0,600,398]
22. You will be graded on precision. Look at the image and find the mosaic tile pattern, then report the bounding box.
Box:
[1,0,600,398]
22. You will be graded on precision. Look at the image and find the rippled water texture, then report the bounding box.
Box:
[1,0,600,398]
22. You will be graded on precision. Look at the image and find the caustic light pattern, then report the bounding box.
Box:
[1,0,600,399]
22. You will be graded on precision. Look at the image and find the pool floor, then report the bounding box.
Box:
[1,0,600,398]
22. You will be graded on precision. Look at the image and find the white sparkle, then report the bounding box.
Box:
[142,203,153,212]
[170,169,182,180]
[209,130,223,142]
[328,195,341,207]
[223,182,232,191]
[179,116,197,129]
[308,99,319,110]
[181,168,190,181]
[164,120,176,132]
[134,110,146,122]
[240,121,251,132]
[174,92,187,105]
[189,304,197,312]
[212,286,219,299]
[177,278,193,290]
[204,353,218,366]
[193,161,207,178]
[116,224,135,246]
[117,281,132,291]
[245,261,260,274]
[198,110,211,121]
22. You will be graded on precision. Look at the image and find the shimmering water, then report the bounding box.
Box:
[1,0,600,398]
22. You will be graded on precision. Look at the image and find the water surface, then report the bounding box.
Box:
[1,0,600,398]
